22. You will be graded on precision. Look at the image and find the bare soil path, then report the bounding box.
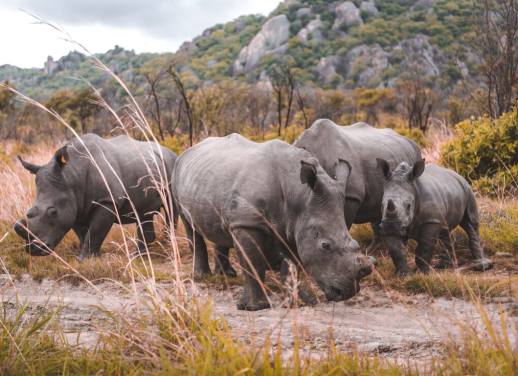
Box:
[1,274,516,361]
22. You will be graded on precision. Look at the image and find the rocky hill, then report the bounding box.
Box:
[0,0,480,98]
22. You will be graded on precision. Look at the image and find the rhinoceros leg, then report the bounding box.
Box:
[385,236,411,276]
[344,198,361,230]
[460,217,493,271]
[415,224,440,273]
[366,222,384,253]
[79,208,115,261]
[435,230,457,269]
[214,246,237,277]
[136,216,156,254]
[73,225,88,250]
[181,215,211,279]
[232,228,270,311]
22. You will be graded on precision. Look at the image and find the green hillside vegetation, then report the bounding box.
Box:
[0,0,482,98]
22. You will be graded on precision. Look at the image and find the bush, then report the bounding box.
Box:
[441,109,518,195]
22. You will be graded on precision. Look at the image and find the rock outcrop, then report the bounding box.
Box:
[298,16,324,42]
[344,44,389,87]
[333,1,363,30]
[234,15,290,73]
[360,1,379,17]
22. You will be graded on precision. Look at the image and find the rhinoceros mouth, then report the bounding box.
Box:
[26,240,53,256]
[324,281,360,302]
[380,221,407,237]
[14,220,53,256]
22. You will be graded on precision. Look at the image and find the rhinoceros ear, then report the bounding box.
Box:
[17,156,41,175]
[334,159,351,187]
[408,159,425,181]
[54,146,69,169]
[376,158,391,180]
[300,158,318,190]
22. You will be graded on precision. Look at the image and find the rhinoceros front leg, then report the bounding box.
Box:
[79,207,115,261]
[136,215,156,254]
[366,222,385,253]
[73,225,88,250]
[181,214,211,279]
[214,246,237,277]
[232,228,270,311]
[384,236,411,276]
[415,224,440,273]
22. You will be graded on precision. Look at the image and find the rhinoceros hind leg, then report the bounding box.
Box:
[232,228,270,311]
[214,246,237,277]
[460,213,493,271]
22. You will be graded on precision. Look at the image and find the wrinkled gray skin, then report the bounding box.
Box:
[294,120,422,248]
[173,134,373,311]
[14,134,177,260]
[377,159,493,275]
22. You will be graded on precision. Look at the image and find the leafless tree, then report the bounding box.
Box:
[397,70,436,133]
[144,69,168,141]
[168,66,195,146]
[270,64,295,136]
[473,0,518,117]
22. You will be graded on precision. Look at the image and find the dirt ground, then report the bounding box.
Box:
[2,273,516,362]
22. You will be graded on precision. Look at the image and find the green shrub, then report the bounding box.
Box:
[441,109,518,195]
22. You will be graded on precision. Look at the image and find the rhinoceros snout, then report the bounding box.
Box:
[13,219,52,256]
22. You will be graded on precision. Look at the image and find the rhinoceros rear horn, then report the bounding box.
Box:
[54,146,69,169]
[17,156,41,174]
[334,159,351,186]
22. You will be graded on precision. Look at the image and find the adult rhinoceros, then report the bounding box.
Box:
[172,133,373,311]
[14,134,177,260]
[294,120,422,245]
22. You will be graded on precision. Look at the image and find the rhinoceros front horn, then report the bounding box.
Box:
[17,156,41,174]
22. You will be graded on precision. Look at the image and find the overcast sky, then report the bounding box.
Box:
[0,0,280,69]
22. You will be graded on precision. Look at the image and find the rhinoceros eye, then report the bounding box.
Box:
[314,231,319,240]
[47,207,58,218]
[321,241,332,252]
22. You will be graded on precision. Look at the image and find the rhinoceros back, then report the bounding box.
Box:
[173,134,307,246]
[66,134,175,221]
[295,120,422,223]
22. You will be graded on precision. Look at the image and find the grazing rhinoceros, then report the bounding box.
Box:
[294,120,422,248]
[172,134,373,311]
[14,134,177,260]
[376,158,493,275]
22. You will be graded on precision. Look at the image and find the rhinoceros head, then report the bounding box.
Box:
[14,146,78,256]
[295,157,373,301]
[377,158,425,237]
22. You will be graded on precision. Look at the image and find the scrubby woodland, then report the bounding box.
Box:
[0,0,517,374]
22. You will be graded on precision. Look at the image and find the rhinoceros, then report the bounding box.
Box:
[376,159,493,275]
[172,134,373,311]
[14,134,177,260]
[294,120,422,247]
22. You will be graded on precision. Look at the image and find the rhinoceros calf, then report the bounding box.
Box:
[14,134,177,259]
[376,159,493,275]
[173,134,373,311]
[294,120,422,247]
